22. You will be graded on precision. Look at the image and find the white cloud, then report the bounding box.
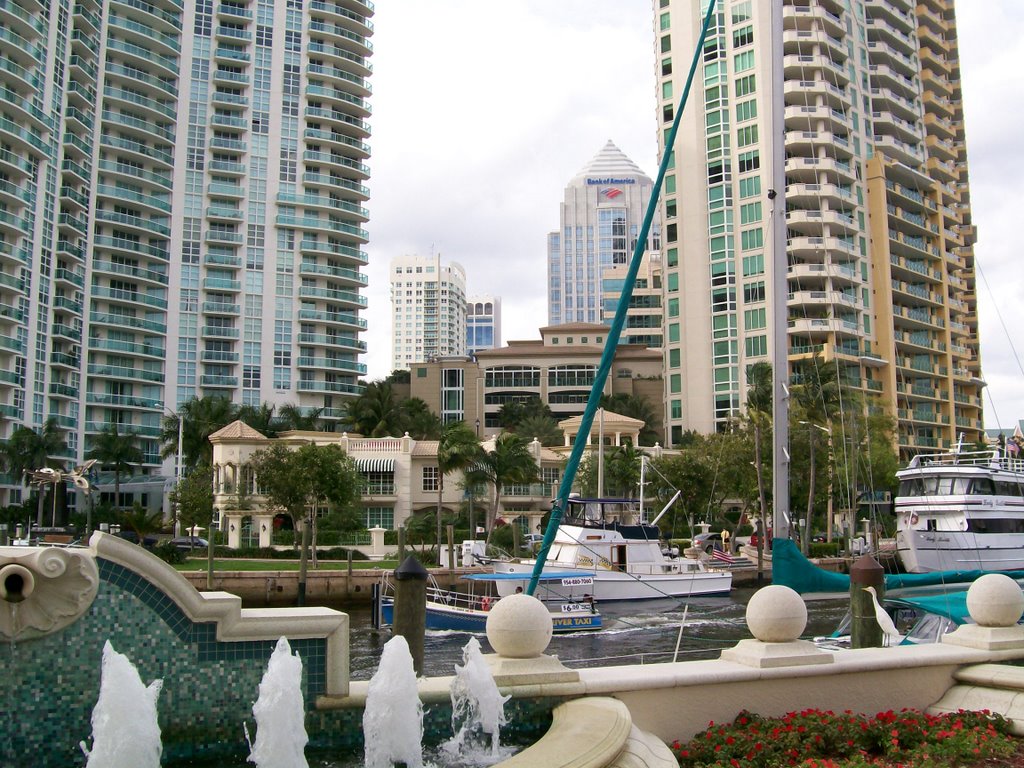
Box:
[362,1,1024,431]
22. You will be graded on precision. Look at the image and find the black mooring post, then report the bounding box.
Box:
[392,555,428,675]
[850,554,885,649]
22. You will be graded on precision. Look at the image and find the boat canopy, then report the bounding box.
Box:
[889,593,971,625]
[771,538,1024,596]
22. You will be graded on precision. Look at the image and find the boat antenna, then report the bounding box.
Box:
[526,0,720,596]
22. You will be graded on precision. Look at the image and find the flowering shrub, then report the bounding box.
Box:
[670,708,1014,767]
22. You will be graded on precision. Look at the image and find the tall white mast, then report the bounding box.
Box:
[770,0,790,540]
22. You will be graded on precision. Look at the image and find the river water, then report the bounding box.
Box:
[345,587,852,680]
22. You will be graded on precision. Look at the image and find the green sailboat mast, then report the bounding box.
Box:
[527,0,720,596]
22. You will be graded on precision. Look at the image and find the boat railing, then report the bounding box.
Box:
[909,449,1024,472]
[424,582,489,612]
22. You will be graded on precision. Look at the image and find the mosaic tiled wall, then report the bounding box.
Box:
[0,554,561,767]
[0,557,334,766]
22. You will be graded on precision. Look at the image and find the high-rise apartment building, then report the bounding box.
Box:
[657,0,982,457]
[601,253,663,349]
[390,255,467,371]
[0,0,373,504]
[466,294,501,355]
[547,141,661,326]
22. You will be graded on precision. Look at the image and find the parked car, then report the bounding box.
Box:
[169,536,208,551]
[691,532,723,553]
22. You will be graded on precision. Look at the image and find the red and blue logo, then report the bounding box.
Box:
[600,188,623,200]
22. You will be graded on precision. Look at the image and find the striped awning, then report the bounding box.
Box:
[356,457,396,473]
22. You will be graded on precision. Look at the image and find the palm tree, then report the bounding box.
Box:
[466,432,539,544]
[345,381,402,437]
[435,421,482,556]
[87,424,144,511]
[512,414,563,447]
[161,396,238,470]
[1,418,69,524]
[745,362,772,542]
[792,354,842,553]
[497,396,552,431]
[237,402,278,437]
[399,397,442,440]
[600,393,660,445]
[277,403,324,432]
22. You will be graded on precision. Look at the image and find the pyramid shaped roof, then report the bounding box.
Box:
[208,420,269,442]
[571,140,651,184]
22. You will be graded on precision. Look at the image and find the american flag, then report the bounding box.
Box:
[711,548,734,565]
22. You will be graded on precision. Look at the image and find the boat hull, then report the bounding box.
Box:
[379,599,602,633]
[896,528,1024,573]
[490,562,732,602]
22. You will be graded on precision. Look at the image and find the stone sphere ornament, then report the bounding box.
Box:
[485,593,553,658]
[967,573,1024,628]
[746,584,808,642]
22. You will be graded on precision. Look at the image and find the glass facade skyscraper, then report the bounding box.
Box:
[0,0,373,504]
[547,140,661,327]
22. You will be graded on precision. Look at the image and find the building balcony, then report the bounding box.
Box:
[200,374,238,388]
[296,356,366,375]
[86,364,164,383]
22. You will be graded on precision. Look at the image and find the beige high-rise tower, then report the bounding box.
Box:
[657,0,982,458]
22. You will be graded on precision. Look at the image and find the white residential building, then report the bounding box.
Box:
[390,255,467,371]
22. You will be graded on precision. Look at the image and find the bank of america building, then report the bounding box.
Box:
[0,0,373,503]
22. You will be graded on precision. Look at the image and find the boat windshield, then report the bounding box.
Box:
[899,476,994,496]
[904,613,959,644]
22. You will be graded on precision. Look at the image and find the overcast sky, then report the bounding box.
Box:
[361,2,1024,432]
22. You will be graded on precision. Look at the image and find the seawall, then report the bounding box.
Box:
[180,563,770,605]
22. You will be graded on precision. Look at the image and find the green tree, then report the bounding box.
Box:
[248,443,363,605]
[497,397,553,431]
[511,414,563,447]
[435,420,482,554]
[169,465,214,537]
[745,362,772,538]
[792,354,843,551]
[161,396,238,470]
[600,393,661,445]
[0,418,69,525]
[345,381,402,437]
[277,403,324,432]
[576,444,643,498]
[237,403,278,437]
[466,432,539,544]
[831,407,900,537]
[86,424,144,511]
[399,397,442,440]
[120,502,165,542]
[648,431,757,540]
